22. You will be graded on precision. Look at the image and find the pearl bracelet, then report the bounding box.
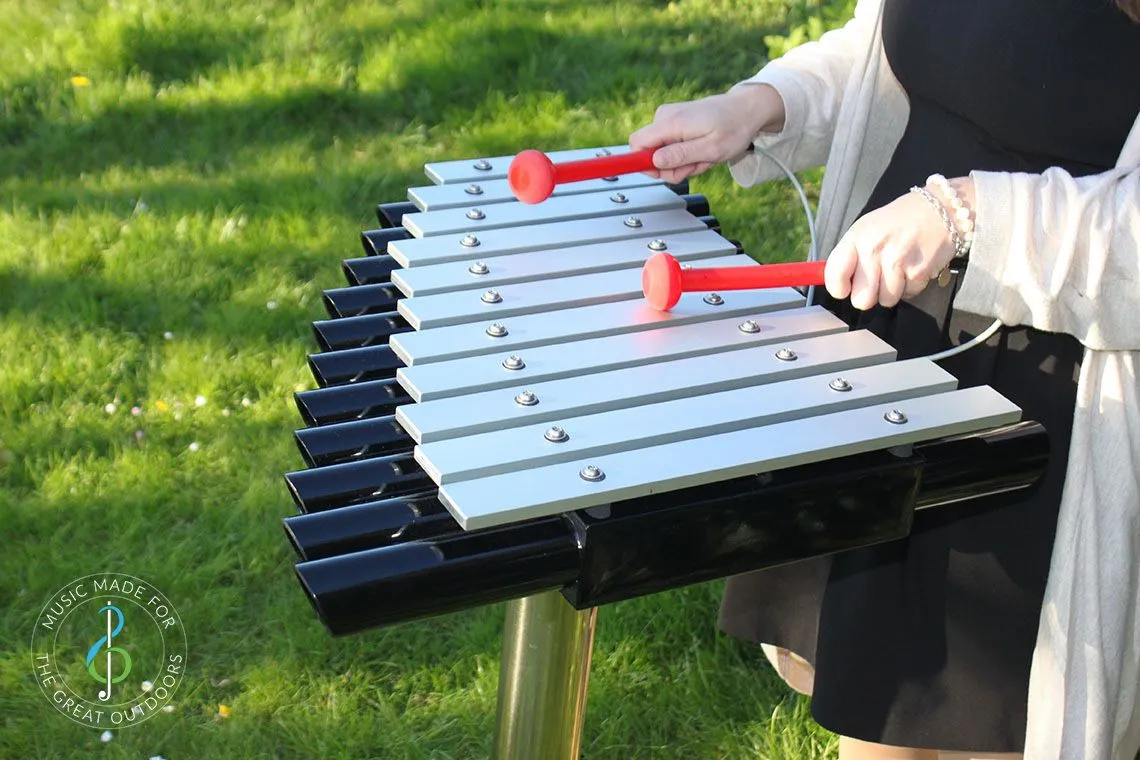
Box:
[925,173,974,258]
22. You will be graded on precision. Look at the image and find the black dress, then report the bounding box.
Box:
[717,0,1140,751]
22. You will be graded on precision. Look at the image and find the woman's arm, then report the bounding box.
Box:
[728,0,885,183]
[629,0,884,183]
[956,166,1140,352]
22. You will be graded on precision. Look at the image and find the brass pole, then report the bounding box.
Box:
[491,590,598,760]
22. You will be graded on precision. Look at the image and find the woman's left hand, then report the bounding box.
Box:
[824,177,974,310]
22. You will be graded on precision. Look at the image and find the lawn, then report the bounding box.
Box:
[0,1,849,757]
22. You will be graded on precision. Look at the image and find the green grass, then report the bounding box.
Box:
[0,1,847,757]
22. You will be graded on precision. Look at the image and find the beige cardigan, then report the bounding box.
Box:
[727,1,1140,757]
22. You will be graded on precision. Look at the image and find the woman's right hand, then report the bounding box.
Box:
[628,83,786,183]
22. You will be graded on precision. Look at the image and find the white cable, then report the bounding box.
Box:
[752,145,820,304]
[749,144,1002,361]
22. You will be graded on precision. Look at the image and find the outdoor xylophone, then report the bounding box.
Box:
[281,145,1048,759]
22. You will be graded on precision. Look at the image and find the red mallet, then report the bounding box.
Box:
[508,148,657,204]
[642,253,827,311]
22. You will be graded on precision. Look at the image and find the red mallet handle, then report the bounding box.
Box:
[509,148,657,204]
[642,253,827,311]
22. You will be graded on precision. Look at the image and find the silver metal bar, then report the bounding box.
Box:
[416,360,957,484]
[409,174,663,211]
[403,185,685,238]
[392,229,734,297]
[491,591,597,760]
[426,145,628,184]
[396,306,847,402]
[396,254,753,331]
[439,386,1023,530]
[391,282,803,366]
[396,329,896,444]
[388,208,707,268]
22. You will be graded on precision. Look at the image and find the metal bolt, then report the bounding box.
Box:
[610,192,628,204]
[502,355,525,370]
[514,390,538,406]
[775,347,798,361]
[481,289,502,304]
[464,183,483,195]
[486,322,508,337]
[703,293,724,306]
[829,377,852,392]
[466,208,485,220]
[460,234,480,248]
[579,464,605,482]
[544,426,569,443]
[473,159,492,171]
[738,319,761,334]
[623,216,642,228]
[468,260,489,275]
[648,239,667,251]
[884,409,908,424]
[595,149,612,157]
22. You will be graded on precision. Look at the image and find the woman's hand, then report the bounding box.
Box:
[824,177,975,310]
[628,84,786,183]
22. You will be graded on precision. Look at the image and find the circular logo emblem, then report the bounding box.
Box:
[31,573,187,728]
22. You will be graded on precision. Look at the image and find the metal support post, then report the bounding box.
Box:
[491,590,598,760]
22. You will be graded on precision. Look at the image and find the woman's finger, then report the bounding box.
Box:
[878,253,907,308]
[824,234,859,301]
[849,246,881,311]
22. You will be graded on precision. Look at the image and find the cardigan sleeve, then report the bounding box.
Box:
[956,166,1140,352]
[728,0,883,186]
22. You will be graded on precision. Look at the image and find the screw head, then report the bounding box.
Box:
[610,192,628,204]
[514,390,538,406]
[595,149,612,157]
[466,208,485,220]
[481,289,502,304]
[579,464,605,482]
[473,159,492,171]
[544,426,569,443]
[460,234,480,248]
[829,377,852,392]
[738,319,761,334]
[703,293,724,306]
[486,322,508,337]
[623,216,642,228]
[775,347,798,361]
[647,239,667,251]
[468,260,489,275]
[464,183,483,195]
[884,409,908,424]
[502,355,525,370]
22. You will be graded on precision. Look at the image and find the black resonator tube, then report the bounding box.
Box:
[284,491,457,561]
[307,345,404,387]
[311,312,410,352]
[293,415,410,467]
[294,378,412,427]
[295,516,580,635]
[376,201,418,229]
[361,229,410,256]
[284,452,430,514]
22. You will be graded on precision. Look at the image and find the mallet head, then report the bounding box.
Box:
[642,252,684,311]
[508,150,557,204]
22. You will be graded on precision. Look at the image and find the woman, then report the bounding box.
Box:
[629,1,1140,758]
